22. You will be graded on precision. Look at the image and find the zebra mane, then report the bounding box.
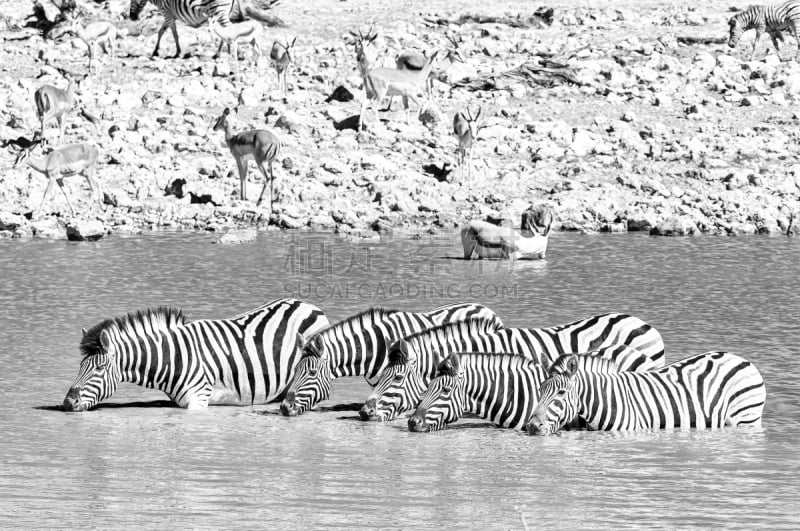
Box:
[79,306,187,358]
[405,317,501,347]
[319,307,395,336]
[549,352,620,376]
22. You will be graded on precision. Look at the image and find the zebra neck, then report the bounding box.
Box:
[574,374,606,429]
[461,356,542,428]
[325,319,400,379]
[117,325,209,392]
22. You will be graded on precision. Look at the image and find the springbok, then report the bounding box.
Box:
[212,107,281,209]
[394,33,465,103]
[209,15,263,78]
[34,75,77,145]
[453,106,481,189]
[359,50,440,131]
[14,140,103,217]
[270,37,296,100]
[350,27,378,79]
[461,206,554,260]
[69,17,118,74]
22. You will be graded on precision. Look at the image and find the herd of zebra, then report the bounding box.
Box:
[63,298,767,435]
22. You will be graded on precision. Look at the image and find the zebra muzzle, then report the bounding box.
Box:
[407,414,428,433]
[358,400,378,421]
[62,388,86,412]
[279,399,299,416]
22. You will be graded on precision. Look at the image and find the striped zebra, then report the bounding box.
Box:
[129,0,238,58]
[278,303,500,416]
[526,351,766,435]
[407,349,652,432]
[62,299,328,411]
[360,313,665,421]
[728,2,800,61]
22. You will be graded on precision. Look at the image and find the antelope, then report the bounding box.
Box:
[350,27,378,79]
[69,17,118,75]
[453,106,481,189]
[14,140,103,217]
[270,37,296,100]
[359,50,440,131]
[461,206,554,260]
[391,33,465,108]
[213,107,281,210]
[34,75,77,145]
[209,15,263,78]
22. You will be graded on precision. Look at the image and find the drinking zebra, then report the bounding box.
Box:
[526,351,766,435]
[360,313,665,422]
[129,0,237,58]
[407,350,642,432]
[728,2,800,61]
[278,303,500,416]
[62,299,329,411]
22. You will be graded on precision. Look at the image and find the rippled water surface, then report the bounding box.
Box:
[0,231,798,528]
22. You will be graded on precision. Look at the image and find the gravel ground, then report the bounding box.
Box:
[1,0,798,240]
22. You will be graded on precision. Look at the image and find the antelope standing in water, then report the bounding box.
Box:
[213,107,281,209]
[461,206,553,260]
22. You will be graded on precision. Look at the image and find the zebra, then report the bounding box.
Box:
[62,299,328,411]
[277,303,500,416]
[129,0,238,58]
[360,312,665,422]
[728,2,800,61]
[407,349,654,432]
[526,351,766,435]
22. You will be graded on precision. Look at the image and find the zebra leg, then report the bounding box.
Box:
[152,20,170,57]
[790,24,800,60]
[169,21,182,59]
[750,29,762,60]
[768,32,783,61]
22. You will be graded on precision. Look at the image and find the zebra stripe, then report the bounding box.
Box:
[278,303,500,416]
[526,351,766,435]
[407,350,647,432]
[728,2,800,60]
[62,299,328,411]
[129,0,237,57]
[362,312,664,422]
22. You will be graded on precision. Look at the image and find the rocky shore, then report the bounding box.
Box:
[1,0,799,240]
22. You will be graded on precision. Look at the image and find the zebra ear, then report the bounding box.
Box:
[81,327,88,338]
[99,329,113,356]
[565,356,579,376]
[307,334,325,358]
[436,353,461,377]
[389,339,409,364]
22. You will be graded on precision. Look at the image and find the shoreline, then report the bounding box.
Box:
[1,0,799,240]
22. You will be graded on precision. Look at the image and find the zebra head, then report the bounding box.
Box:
[407,353,465,433]
[279,333,332,416]
[728,14,744,48]
[129,0,149,22]
[526,355,581,436]
[360,338,426,421]
[63,327,121,411]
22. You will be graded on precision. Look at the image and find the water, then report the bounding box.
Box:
[0,231,798,529]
